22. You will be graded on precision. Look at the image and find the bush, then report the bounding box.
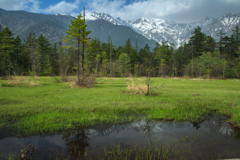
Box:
[76,74,96,88]
[64,74,96,88]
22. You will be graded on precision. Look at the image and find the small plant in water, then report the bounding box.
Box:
[20,141,35,160]
[8,153,15,160]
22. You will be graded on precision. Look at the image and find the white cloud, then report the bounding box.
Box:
[0,0,81,15]
[29,0,41,12]
[85,0,240,23]
[86,0,126,13]
[44,1,79,14]
[0,0,40,11]
[1,0,240,23]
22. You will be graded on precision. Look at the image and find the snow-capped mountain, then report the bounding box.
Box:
[203,13,240,38]
[86,12,139,33]
[86,12,240,47]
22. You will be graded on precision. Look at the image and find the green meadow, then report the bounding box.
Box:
[0,76,240,134]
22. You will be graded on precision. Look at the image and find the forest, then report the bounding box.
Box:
[0,23,240,79]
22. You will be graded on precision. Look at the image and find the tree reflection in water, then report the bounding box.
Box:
[45,116,240,160]
[44,117,240,159]
[140,121,155,145]
[62,127,90,159]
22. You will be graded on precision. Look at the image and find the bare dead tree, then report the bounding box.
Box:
[134,58,164,96]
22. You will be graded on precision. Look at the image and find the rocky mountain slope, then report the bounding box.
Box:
[1,8,239,48]
[87,12,240,47]
[0,8,156,49]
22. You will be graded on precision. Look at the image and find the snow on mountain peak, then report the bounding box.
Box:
[85,12,97,20]
[84,12,240,47]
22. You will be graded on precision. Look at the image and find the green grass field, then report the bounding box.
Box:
[0,76,240,134]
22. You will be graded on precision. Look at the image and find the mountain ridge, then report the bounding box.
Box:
[0,8,156,49]
[0,8,240,48]
[88,12,240,47]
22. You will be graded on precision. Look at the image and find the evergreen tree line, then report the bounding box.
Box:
[0,25,240,78]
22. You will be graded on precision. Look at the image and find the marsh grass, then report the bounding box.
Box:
[99,132,240,160]
[0,77,240,133]
[7,153,15,160]
[14,110,144,134]
[2,76,40,87]
[126,81,148,95]
[1,83,14,87]
[101,140,190,160]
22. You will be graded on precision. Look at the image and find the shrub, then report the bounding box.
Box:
[76,74,96,88]
[64,74,96,88]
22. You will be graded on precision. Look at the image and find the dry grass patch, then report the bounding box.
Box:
[102,77,109,81]
[7,76,40,86]
[64,81,79,88]
[125,78,133,81]
[126,81,147,95]
[171,77,179,80]
[29,81,39,86]
[190,78,204,81]
[8,78,21,85]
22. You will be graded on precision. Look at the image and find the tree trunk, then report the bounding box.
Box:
[78,41,80,84]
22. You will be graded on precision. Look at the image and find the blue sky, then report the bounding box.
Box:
[0,0,240,23]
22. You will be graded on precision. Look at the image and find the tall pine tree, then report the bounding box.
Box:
[63,13,91,84]
[1,27,15,75]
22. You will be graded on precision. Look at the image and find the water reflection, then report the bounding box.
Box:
[63,128,90,159]
[0,116,240,159]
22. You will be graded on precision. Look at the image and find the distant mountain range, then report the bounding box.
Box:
[0,8,239,48]
[87,12,240,47]
[0,8,156,49]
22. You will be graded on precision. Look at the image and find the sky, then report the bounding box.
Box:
[0,0,240,23]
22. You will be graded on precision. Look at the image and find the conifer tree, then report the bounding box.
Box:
[51,43,59,75]
[155,42,168,76]
[13,35,21,74]
[232,26,240,46]
[37,34,52,75]
[24,30,37,75]
[217,30,226,53]
[189,26,206,57]
[1,27,15,75]
[108,35,112,76]
[0,26,3,75]
[204,36,216,52]
[63,13,91,84]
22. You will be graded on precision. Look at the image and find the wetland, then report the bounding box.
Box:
[0,77,240,159]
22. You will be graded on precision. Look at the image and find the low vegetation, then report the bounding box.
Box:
[0,76,240,135]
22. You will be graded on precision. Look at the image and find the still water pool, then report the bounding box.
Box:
[0,116,240,159]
